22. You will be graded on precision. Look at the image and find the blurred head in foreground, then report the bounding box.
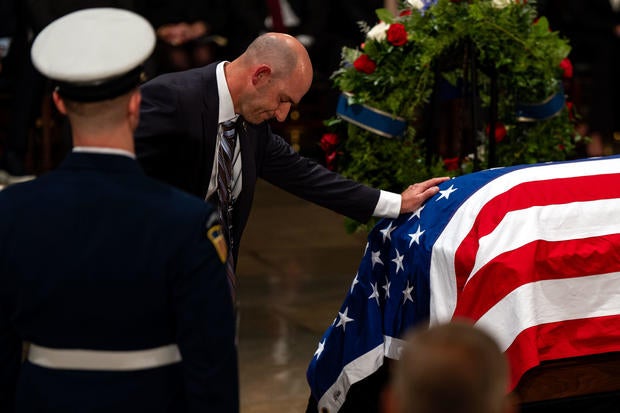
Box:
[383,321,516,413]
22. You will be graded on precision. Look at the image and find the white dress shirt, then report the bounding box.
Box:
[73,146,136,159]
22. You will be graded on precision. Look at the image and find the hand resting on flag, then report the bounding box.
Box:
[399,177,450,214]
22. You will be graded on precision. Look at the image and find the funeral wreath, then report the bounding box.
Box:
[324,0,582,231]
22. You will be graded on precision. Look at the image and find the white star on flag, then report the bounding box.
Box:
[402,280,414,304]
[314,339,325,359]
[368,282,380,305]
[380,222,397,242]
[408,205,425,221]
[436,184,458,201]
[336,307,354,331]
[371,250,383,268]
[382,276,391,299]
[350,273,359,293]
[392,249,405,273]
[408,225,425,248]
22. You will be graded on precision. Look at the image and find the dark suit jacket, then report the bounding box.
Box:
[0,153,238,412]
[135,62,380,263]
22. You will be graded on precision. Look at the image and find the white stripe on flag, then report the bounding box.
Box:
[475,271,620,351]
[469,199,620,283]
[318,343,384,413]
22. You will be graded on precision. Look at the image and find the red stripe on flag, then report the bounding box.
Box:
[454,235,620,320]
[503,315,620,391]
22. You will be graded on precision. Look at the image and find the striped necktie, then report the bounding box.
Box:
[216,120,238,303]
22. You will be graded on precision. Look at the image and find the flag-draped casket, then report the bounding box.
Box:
[307,155,620,413]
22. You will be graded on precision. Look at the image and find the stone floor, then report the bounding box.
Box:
[235,179,366,413]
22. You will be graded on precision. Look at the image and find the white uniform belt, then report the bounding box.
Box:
[27,343,182,371]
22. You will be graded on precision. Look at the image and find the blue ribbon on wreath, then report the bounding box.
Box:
[515,86,565,122]
[336,93,407,138]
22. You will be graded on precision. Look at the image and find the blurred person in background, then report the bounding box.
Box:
[140,0,231,75]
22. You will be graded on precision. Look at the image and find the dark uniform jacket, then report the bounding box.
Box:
[134,62,380,264]
[0,152,238,412]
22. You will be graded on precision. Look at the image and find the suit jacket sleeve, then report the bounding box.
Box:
[173,206,238,413]
[257,126,381,224]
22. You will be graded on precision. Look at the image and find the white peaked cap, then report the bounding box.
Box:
[31,8,155,101]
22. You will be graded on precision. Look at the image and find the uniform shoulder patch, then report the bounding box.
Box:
[206,220,227,264]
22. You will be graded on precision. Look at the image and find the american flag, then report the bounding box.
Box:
[307,155,620,412]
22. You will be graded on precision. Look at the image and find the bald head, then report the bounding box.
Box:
[242,32,312,81]
[388,322,512,413]
[225,32,313,124]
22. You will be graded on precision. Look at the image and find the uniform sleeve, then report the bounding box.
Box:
[0,308,21,411]
[258,128,381,224]
[0,206,22,412]
[172,207,238,413]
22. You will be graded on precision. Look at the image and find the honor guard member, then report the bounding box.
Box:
[0,8,238,413]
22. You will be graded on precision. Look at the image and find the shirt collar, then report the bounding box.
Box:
[216,61,238,124]
[72,146,136,159]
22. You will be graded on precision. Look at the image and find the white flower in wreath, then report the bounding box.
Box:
[406,0,426,10]
[491,0,513,8]
[366,21,390,41]
[406,0,437,14]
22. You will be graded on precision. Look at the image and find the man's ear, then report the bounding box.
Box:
[128,90,141,114]
[52,90,67,115]
[128,90,141,131]
[251,65,272,86]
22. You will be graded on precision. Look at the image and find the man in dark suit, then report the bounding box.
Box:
[0,8,238,412]
[135,32,448,266]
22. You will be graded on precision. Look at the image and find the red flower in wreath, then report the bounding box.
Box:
[559,58,573,79]
[320,133,341,171]
[353,54,377,74]
[387,23,408,46]
[443,157,460,171]
[399,9,412,17]
[320,133,339,152]
[485,122,507,142]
